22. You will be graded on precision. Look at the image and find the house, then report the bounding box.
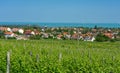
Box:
[64,34,71,39]
[41,29,45,32]
[92,29,97,33]
[104,33,114,39]
[31,31,35,35]
[24,30,32,37]
[42,33,49,38]
[62,32,70,39]
[57,34,63,40]
[84,36,95,42]
[18,29,24,34]
[83,32,95,42]
[79,34,84,40]
[7,28,12,32]
[4,32,15,38]
[24,29,39,37]
[24,30,31,34]
[34,30,40,35]
[49,33,55,39]
[63,32,68,36]
[51,28,55,31]
[71,33,79,40]
[0,27,8,31]
[12,28,19,32]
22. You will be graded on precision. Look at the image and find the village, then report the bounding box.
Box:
[0,25,120,42]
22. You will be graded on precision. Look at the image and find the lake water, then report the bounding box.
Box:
[0,22,120,28]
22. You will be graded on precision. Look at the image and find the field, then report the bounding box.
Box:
[0,39,120,73]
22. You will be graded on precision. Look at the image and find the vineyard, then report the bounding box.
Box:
[0,39,120,73]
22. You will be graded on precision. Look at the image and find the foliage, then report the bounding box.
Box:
[82,28,91,34]
[0,31,4,35]
[7,37,16,39]
[0,31,5,39]
[95,33,110,42]
[118,32,120,36]
[29,35,42,40]
[114,38,120,41]
[94,25,97,29]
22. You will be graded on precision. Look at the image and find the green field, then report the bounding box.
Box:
[0,39,120,73]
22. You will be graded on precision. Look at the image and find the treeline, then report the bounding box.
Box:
[0,24,40,29]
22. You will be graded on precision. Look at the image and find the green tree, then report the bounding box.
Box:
[94,25,97,29]
[95,33,110,42]
[0,31,5,39]
[118,32,120,36]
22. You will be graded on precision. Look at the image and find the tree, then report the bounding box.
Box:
[29,35,42,40]
[118,32,120,36]
[95,33,110,42]
[0,31,5,39]
[94,25,97,29]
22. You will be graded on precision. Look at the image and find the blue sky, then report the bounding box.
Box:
[0,0,120,23]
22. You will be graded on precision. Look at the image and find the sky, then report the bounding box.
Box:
[0,0,120,23]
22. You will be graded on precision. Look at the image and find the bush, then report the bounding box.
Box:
[0,36,5,39]
[114,38,120,41]
[7,37,16,39]
[95,33,110,42]
[29,35,41,40]
[110,39,116,42]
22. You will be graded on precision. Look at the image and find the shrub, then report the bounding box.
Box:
[95,33,110,42]
[29,35,41,40]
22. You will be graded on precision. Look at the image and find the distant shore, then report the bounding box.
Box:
[0,22,120,28]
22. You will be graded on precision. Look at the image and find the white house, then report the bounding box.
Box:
[42,33,49,38]
[31,31,35,35]
[4,32,14,38]
[7,28,12,32]
[18,29,24,34]
[84,36,95,42]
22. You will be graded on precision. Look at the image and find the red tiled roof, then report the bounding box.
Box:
[63,32,68,35]
[0,27,7,31]
[104,33,113,39]
[24,30,32,35]
[57,34,63,38]
[4,32,13,35]
[12,28,19,32]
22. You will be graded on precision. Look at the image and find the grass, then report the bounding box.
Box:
[0,39,120,73]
